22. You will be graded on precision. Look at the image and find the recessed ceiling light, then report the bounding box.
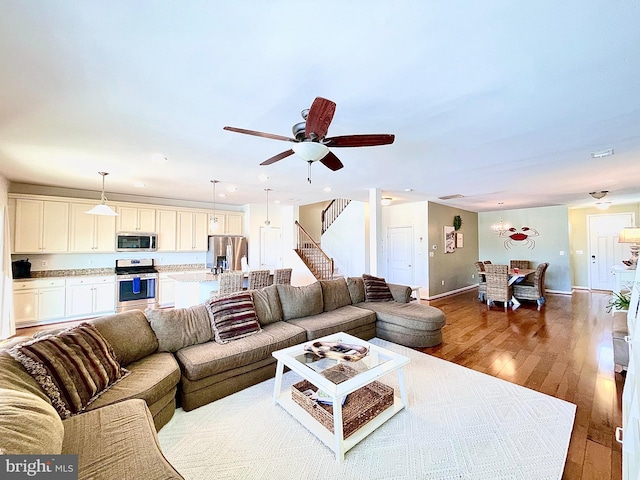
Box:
[274,200,281,204]
[218,193,227,198]
[323,187,332,192]
[258,174,269,182]
[227,185,237,192]
[134,181,145,188]
[590,148,614,158]
[404,188,413,192]
[150,153,168,163]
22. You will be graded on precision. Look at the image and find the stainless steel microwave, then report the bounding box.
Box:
[116,232,158,252]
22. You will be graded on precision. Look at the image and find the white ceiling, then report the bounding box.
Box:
[1,1,640,212]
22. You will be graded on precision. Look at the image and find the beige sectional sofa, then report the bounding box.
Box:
[0,275,445,479]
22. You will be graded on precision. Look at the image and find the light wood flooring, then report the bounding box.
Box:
[422,289,623,480]
[15,289,623,479]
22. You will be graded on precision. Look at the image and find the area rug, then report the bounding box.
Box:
[158,339,576,479]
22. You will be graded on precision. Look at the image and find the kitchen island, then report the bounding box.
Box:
[168,271,252,308]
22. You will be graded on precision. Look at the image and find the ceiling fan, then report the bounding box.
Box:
[223,97,395,182]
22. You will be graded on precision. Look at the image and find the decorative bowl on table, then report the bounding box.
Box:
[303,341,369,362]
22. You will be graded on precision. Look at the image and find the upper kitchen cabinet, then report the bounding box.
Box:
[13,198,69,253]
[208,212,244,235]
[177,211,208,251]
[69,202,116,252]
[117,205,156,232]
[156,209,178,251]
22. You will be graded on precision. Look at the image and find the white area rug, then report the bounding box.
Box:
[158,339,576,479]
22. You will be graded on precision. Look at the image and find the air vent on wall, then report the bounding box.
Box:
[591,148,614,158]
[438,194,465,200]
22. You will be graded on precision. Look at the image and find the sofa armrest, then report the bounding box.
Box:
[387,283,412,303]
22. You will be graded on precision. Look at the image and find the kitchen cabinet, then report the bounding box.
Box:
[69,202,116,252]
[177,211,208,251]
[13,278,66,326]
[208,212,243,235]
[13,198,69,253]
[158,274,176,307]
[117,206,156,232]
[65,276,116,318]
[156,209,178,251]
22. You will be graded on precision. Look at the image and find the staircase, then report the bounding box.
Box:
[294,221,334,280]
[321,198,351,234]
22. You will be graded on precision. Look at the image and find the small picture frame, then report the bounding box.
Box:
[456,233,464,248]
[444,226,455,253]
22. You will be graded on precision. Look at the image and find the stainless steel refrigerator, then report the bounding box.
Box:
[206,235,248,272]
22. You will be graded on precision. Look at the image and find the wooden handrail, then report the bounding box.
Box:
[295,221,332,265]
[321,198,351,234]
[294,221,334,279]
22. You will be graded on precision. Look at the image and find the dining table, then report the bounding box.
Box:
[479,267,536,309]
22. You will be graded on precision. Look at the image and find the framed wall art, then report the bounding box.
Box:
[444,225,455,253]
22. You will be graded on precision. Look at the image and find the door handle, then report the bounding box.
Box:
[591,255,596,264]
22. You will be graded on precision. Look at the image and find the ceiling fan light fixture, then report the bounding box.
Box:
[589,190,608,200]
[292,142,329,162]
[85,172,119,216]
[596,201,612,210]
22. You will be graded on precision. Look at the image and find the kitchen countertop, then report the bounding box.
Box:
[168,272,219,282]
[17,263,209,280]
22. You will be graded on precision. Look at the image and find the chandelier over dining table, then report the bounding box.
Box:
[491,202,510,235]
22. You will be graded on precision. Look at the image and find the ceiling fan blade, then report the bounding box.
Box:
[319,151,344,171]
[324,134,395,147]
[260,149,295,166]
[224,126,296,142]
[305,97,336,140]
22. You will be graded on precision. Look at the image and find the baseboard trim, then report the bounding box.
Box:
[426,285,476,301]
[547,289,573,295]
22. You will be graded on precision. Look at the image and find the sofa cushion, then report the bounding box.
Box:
[8,323,130,419]
[276,282,323,320]
[91,310,159,366]
[320,278,352,312]
[0,350,53,402]
[285,305,377,340]
[176,322,307,382]
[205,293,262,344]
[347,277,365,304]
[362,274,394,302]
[0,388,64,454]
[62,399,183,480]
[146,304,212,352]
[251,284,283,326]
[360,301,446,331]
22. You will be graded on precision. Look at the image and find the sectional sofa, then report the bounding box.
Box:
[0,276,445,479]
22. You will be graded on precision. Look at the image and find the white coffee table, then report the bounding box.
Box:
[272,332,410,462]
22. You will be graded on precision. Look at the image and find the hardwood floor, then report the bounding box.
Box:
[422,289,623,480]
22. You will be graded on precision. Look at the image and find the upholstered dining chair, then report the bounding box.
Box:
[513,262,549,310]
[474,261,487,302]
[248,269,271,290]
[212,271,244,298]
[273,268,292,285]
[510,260,531,270]
[484,264,512,311]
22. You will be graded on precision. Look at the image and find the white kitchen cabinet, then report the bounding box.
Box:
[208,212,243,235]
[13,278,66,326]
[65,276,116,318]
[14,198,69,253]
[177,211,208,251]
[158,274,176,307]
[69,202,116,252]
[117,206,156,232]
[157,209,178,251]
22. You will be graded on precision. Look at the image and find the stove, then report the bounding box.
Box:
[115,259,158,312]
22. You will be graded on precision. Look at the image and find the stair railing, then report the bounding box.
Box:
[295,221,334,280]
[321,198,351,234]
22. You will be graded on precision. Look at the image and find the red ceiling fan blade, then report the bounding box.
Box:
[319,151,344,171]
[260,149,295,166]
[324,134,395,147]
[224,126,296,142]
[305,97,336,140]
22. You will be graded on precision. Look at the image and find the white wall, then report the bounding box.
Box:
[321,201,368,278]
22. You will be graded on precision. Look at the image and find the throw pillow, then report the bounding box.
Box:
[145,304,213,352]
[8,323,129,419]
[346,277,365,304]
[362,273,394,302]
[205,292,261,344]
[276,282,323,320]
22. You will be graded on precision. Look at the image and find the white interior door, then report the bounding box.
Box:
[387,226,414,285]
[260,227,281,271]
[589,213,634,290]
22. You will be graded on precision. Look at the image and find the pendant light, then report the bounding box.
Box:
[491,202,510,235]
[85,172,119,216]
[210,180,219,232]
[264,188,272,230]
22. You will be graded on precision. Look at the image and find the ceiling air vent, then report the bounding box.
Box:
[438,194,465,200]
[590,148,614,158]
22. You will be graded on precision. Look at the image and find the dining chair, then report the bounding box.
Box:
[474,261,487,302]
[513,262,549,310]
[273,268,292,285]
[212,271,245,298]
[484,264,512,311]
[483,260,492,264]
[248,269,271,290]
[510,260,531,270]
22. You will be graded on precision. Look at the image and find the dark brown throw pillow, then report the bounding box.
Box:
[205,292,262,344]
[8,323,129,419]
[362,273,394,302]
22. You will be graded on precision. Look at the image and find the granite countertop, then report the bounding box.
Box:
[168,272,218,282]
[18,263,208,281]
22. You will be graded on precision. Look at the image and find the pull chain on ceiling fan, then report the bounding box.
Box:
[223,97,395,183]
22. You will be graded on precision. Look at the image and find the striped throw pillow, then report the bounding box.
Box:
[9,323,129,419]
[362,274,394,302]
[205,292,261,344]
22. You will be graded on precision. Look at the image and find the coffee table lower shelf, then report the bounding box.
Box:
[274,391,405,460]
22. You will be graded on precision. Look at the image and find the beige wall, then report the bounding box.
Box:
[298,201,330,243]
[428,202,479,297]
[569,203,640,288]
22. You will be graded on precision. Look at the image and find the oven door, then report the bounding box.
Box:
[116,275,157,311]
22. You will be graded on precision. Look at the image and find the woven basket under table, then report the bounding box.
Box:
[291,364,394,439]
